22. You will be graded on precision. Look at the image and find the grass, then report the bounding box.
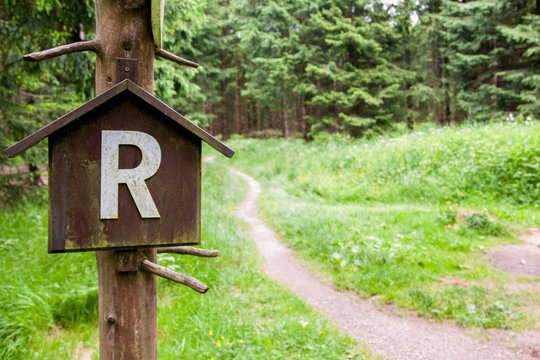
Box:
[0,163,367,359]
[216,121,540,329]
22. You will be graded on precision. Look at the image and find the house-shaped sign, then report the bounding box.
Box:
[4,79,234,253]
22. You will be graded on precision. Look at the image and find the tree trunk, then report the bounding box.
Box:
[300,96,307,139]
[282,98,289,139]
[429,0,444,125]
[95,0,154,94]
[234,58,241,134]
[304,103,313,141]
[243,95,249,134]
[94,1,157,359]
[256,99,262,132]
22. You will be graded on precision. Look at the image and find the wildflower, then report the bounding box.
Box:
[208,331,213,336]
[220,336,225,340]
[216,341,221,347]
[226,342,231,346]
[240,340,245,344]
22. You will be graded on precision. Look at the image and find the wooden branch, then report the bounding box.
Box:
[140,258,209,294]
[23,40,101,62]
[155,47,198,68]
[157,246,219,257]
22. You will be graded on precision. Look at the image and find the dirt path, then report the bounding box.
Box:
[225,165,537,360]
[492,228,540,277]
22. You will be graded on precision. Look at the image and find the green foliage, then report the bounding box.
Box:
[0,0,95,201]
[463,212,507,237]
[0,163,365,359]
[2,0,538,149]
[438,202,457,226]
[304,1,404,136]
[154,0,207,122]
[438,0,538,122]
[224,122,540,207]
[0,202,97,359]
[499,14,540,117]
[51,288,99,328]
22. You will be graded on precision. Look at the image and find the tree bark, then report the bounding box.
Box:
[282,98,289,139]
[429,0,444,125]
[95,0,154,94]
[243,95,249,134]
[300,96,307,140]
[256,99,262,132]
[234,58,241,134]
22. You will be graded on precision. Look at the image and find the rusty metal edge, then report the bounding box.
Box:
[124,81,234,158]
[3,79,235,159]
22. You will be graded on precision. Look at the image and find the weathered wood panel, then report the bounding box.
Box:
[49,92,201,252]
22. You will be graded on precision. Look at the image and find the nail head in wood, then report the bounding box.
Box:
[116,58,139,84]
[115,250,139,272]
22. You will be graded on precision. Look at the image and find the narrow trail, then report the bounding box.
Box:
[225,165,536,360]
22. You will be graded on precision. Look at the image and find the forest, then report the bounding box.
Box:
[1,1,539,174]
[1,1,540,359]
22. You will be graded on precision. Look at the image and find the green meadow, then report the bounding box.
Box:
[216,121,540,329]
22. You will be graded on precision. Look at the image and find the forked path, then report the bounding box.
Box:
[226,165,535,360]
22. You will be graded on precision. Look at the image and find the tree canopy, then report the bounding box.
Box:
[1,0,538,164]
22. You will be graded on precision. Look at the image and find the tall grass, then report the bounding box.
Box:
[0,199,98,359]
[225,122,540,209]
[0,164,366,359]
[217,121,540,328]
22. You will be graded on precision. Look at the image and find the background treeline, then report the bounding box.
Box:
[1,1,539,173]
[172,0,540,139]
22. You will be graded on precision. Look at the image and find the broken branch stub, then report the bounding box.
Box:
[140,258,209,294]
[23,40,101,62]
[154,47,198,68]
[157,246,219,257]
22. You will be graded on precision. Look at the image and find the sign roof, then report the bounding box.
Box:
[4,79,234,159]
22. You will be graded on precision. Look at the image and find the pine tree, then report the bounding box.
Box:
[304,0,403,137]
[0,0,95,195]
[499,8,540,117]
[439,0,536,121]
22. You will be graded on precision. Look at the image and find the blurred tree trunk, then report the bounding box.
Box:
[256,99,262,132]
[235,57,241,134]
[282,98,289,139]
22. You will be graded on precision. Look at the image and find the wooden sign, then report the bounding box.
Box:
[4,79,233,253]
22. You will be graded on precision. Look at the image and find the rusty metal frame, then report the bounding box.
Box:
[4,79,234,159]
